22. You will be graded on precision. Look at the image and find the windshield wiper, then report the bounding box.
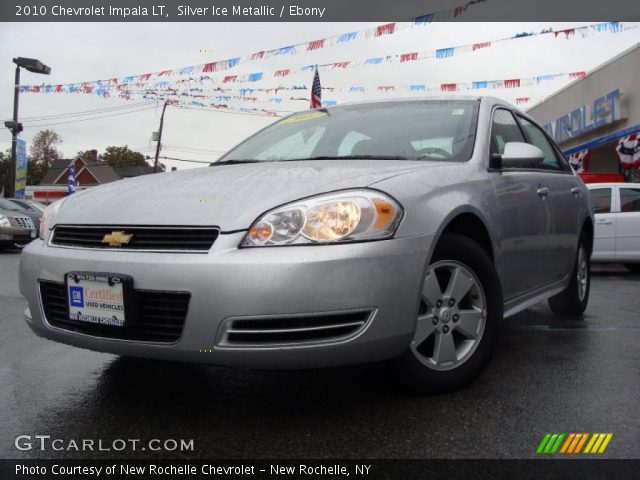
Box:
[210,159,262,166]
[290,155,411,161]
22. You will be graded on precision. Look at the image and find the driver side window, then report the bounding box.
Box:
[490,109,525,156]
[517,116,563,171]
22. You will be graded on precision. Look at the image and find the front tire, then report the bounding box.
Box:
[393,234,503,394]
[548,235,590,317]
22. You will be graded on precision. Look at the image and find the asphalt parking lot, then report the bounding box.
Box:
[1,248,638,459]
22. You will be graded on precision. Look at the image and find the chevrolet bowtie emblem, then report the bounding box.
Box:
[102,231,133,247]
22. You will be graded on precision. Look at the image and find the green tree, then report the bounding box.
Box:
[101,146,150,168]
[76,149,99,163]
[27,158,47,185]
[29,129,62,171]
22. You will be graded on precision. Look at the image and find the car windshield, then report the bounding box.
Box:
[27,201,46,212]
[0,199,24,211]
[218,100,479,163]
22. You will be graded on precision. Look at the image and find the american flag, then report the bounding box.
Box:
[310,66,322,109]
[67,160,76,194]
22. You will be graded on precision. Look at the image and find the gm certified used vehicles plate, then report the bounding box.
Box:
[20,97,594,393]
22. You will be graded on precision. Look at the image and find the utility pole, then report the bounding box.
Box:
[8,65,21,198]
[5,57,50,197]
[153,101,168,173]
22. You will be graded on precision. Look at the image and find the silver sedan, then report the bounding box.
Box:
[19,97,593,393]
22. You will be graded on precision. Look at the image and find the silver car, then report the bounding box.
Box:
[19,97,593,393]
[0,208,36,250]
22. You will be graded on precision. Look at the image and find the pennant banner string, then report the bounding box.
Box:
[197,0,488,54]
[65,71,582,111]
[27,70,585,97]
[21,0,487,93]
[22,21,628,94]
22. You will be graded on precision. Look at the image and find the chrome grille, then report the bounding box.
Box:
[51,225,219,252]
[14,216,34,230]
[217,309,374,347]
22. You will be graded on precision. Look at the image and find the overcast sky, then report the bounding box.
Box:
[0,22,638,170]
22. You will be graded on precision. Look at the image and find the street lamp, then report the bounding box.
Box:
[6,57,51,198]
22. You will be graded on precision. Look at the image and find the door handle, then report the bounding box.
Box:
[571,187,580,197]
[596,219,612,225]
[536,187,550,197]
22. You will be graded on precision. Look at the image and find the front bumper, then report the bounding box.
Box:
[19,232,433,369]
[0,226,32,244]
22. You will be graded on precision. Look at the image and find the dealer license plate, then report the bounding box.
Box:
[66,272,131,327]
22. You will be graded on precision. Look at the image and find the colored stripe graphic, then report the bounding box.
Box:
[585,433,614,454]
[537,433,565,454]
[537,433,613,454]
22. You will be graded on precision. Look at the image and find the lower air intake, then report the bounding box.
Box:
[218,309,374,347]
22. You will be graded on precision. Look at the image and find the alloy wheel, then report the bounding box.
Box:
[577,244,588,302]
[411,260,487,371]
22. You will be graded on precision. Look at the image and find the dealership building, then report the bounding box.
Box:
[527,43,640,182]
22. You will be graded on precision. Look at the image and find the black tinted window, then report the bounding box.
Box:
[589,188,612,214]
[620,188,640,213]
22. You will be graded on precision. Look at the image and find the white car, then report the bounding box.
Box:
[587,182,640,273]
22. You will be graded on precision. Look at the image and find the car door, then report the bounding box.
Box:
[616,186,640,261]
[515,115,581,282]
[588,186,617,261]
[489,108,554,299]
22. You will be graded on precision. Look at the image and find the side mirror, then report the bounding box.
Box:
[500,142,545,169]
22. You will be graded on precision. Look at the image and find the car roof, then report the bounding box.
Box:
[586,182,640,188]
[318,95,515,110]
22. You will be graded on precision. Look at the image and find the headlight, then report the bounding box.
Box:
[0,215,11,227]
[242,189,403,247]
[39,198,68,240]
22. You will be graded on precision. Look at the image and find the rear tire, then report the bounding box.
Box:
[624,263,640,274]
[548,235,590,317]
[392,234,503,394]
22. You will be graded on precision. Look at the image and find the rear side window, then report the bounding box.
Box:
[517,116,563,171]
[490,109,525,156]
[589,188,612,214]
[620,188,640,213]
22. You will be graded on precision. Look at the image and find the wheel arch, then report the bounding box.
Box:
[432,209,496,263]
[581,216,594,256]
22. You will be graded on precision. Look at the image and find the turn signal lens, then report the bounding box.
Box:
[372,198,397,229]
[241,190,403,247]
[247,222,274,245]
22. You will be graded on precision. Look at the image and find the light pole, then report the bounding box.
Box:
[5,57,50,198]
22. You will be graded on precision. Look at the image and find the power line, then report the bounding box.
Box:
[162,145,228,154]
[22,105,159,128]
[159,156,212,164]
[4,101,158,123]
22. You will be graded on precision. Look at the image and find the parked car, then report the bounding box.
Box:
[0,208,36,250]
[25,200,47,213]
[0,198,42,237]
[587,182,640,273]
[19,97,593,393]
[579,172,626,184]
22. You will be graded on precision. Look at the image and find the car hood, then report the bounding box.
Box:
[54,160,444,231]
